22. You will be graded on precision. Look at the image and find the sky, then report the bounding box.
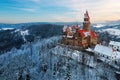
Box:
[0,0,120,23]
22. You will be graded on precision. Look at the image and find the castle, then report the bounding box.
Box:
[61,11,98,48]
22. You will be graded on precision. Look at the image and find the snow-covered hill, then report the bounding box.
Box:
[0,36,61,80]
[0,28,31,53]
[0,36,118,80]
[0,28,14,30]
[0,22,120,79]
[101,28,120,36]
[0,24,63,53]
[92,23,120,42]
[93,24,105,28]
[0,22,120,54]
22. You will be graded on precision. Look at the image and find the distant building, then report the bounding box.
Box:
[61,11,98,48]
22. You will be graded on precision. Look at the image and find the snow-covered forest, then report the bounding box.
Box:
[0,36,118,80]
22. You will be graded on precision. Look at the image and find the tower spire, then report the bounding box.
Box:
[86,10,89,18]
[83,10,91,32]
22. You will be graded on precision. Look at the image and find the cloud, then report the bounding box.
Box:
[50,0,120,22]
[1,0,120,23]
[20,8,36,12]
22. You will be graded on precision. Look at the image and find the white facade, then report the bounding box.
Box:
[94,44,120,60]
[109,41,120,52]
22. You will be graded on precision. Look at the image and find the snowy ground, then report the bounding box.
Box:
[0,36,118,80]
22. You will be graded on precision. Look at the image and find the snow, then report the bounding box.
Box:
[0,36,118,80]
[20,30,29,36]
[66,35,73,38]
[115,52,120,59]
[14,29,29,35]
[94,44,112,57]
[14,29,20,32]
[63,26,67,32]
[93,24,105,28]
[72,52,79,60]
[109,41,120,48]
[0,28,14,30]
[0,36,61,80]
[102,28,120,36]
[94,44,120,60]
[20,30,29,42]
[85,48,93,52]
[14,29,29,36]
[115,71,120,74]
[84,32,90,37]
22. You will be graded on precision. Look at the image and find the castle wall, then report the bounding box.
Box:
[91,38,98,45]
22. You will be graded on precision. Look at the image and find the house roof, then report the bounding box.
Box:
[94,44,120,60]
[78,30,86,38]
[78,29,97,38]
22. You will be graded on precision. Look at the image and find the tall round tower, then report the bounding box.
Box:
[83,10,91,32]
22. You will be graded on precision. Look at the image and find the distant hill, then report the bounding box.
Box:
[0,22,83,29]
[0,22,120,53]
[0,22,49,28]
[0,23,63,53]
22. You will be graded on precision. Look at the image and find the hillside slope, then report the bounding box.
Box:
[0,36,117,80]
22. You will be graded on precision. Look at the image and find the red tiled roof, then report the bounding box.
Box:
[78,29,97,38]
[78,29,86,38]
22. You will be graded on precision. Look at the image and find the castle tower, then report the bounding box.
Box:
[83,10,90,32]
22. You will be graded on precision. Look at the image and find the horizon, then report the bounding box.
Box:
[0,0,120,23]
[0,20,120,24]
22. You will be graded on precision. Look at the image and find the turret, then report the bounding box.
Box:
[83,10,91,32]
